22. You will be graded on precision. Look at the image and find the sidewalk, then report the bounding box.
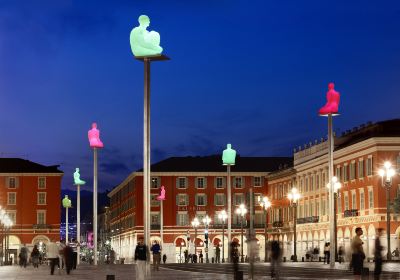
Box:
[277,261,400,272]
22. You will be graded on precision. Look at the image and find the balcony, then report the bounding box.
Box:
[150,224,160,230]
[272,221,283,228]
[33,224,52,229]
[296,216,319,224]
[343,209,358,218]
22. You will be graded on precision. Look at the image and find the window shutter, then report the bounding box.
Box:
[204,194,207,206]
[157,177,161,188]
[232,177,236,187]
[185,177,188,188]
[195,177,198,188]
[176,195,179,206]
[185,195,189,206]
[251,177,255,186]
[223,194,226,206]
[214,177,217,188]
[195,194,198,206]
[204,177,207,188]
[5,177,9,188]
[176,213,179,226]
[242,177,245,187]
[176,178,179,188]
[223,177,226,188]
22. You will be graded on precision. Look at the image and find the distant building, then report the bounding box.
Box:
[0,158,63,262]
[267,119,400,260]
[108,155,291,263]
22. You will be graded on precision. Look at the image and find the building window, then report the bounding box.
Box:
[176,194,188,206]
[350,162,356,180]
[7,211,16,224]
[196,177,206,189]
[343,165,348,182]
[151,194,160,206]
[344,195,349,211]
[234,193,245,206]
[37,192,46,205]
[215,177,224,189]
[151,177,160,189]
[321,200,326,216]
[368,189,374,208]
[37,211,46,225]
[337,197,341,214]
[310,202,314,216]
[360,191,365,210]
[352,192,357,209]
[8,177,16,189]
[177,177,187,189]
[7,192,16,205]
[316,201,320,216]
[358,160,364,179]
[367,157,373,176]
[234,177,243,188]
[176,213,188,226]
[195,194,207,206]
[255,212,264,225]
[38,177,46,189]
[151,213,160,225]
[254,176,261,187]
[214,193,225,206]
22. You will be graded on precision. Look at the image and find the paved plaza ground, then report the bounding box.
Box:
[1,262,400,280]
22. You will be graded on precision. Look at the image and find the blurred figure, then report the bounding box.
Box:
[230,241,240,279]
[374,228,384,280]
[47,240,60,275]
[134,237,150,280]
[392,248,399,260]
[247,235,259,280]
[110,248,115,264]
[184,249,188,263]
[215,244,221,263]
[31,245,40,268]
[270,240,281,279]
[199,252,203,263]
[323,242,330,264]
[19,244,28,268]
[63,243,74,275]
[162,254,167,264]
[351,227,365,280]
[338,246,345,264]
[150,240,161,271]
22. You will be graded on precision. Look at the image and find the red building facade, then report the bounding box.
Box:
[0,158,63,263]
[108,156,291,263]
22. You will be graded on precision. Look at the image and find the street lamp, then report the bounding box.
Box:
[62,195,72,244]
[218,210,228,263]
[288,187,300,262]
[235,203,247,263]
[379,161,396,261]
[202,215,212,263]
[191,217,200,261]
[327,176,341,261]
[258,196,271,262]
[222,143,237,262]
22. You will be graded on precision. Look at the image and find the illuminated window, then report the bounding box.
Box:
[37,192,46,205]
[38,177,46,189]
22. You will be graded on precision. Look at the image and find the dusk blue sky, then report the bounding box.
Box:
[0,1,399,191]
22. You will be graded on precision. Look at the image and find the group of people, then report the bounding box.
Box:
[46,239,77,275]
[17,244,47,268]
[134,239,167,280]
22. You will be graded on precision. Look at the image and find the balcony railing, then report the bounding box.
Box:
[296,216,319,224]
[273,221,283,228]
[33,224,52,229]
[343,209,358,217]
[150,224,161,230]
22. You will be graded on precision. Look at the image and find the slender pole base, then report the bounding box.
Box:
[160,199,163,249]
[222,223,225,263]
[293,204,297,262]
[240,217,244,263]
[227,165,232,262]
[328,114,335,269]
[194,228,197,261]
[386,186,391,260]
[264,208,268,262]
[206,225,209,263]
[93,148,98,265]
[77,184,81,265]
[66,207,69,244]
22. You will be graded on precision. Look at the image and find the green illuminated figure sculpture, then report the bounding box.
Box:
[62,195,72,208]
[222,144,236,165]
[74,168,86,186]
[130,15,163,57]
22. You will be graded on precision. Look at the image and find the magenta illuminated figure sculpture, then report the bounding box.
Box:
[318,83,340,115]
[157,185,166,201]
[88,123,104,148]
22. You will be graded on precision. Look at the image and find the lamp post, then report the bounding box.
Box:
[62,195,72,244]
[235,203,247,263]
[218,210,228,263]
[327,176,341,261]
[179,241,184,263]
[73,168,85,265]
[258,196,271,262]
[202,215,211,263]
[191,217,200,261]
[379,161,396,261]
[222,144,237,262]
[288,187,300,262]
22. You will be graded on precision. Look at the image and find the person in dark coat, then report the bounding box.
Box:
[162,254,167,264]
[31,245,40,268]
[374,228,384,280]
[230,241,240,278]
[63,244,74,275]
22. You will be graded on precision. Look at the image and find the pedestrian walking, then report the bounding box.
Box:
[19,245,28,268]
[338,246,345,264]
[199,252,203,263]
[31,245,40,268]
[63,244,74,275]
[351,227,365,280]
[270,240,281,279]
[184,249,188,263]
[215,244,221,263]
[134,237,150,280]
[150,240,161,271]
[374,228,384,280]
[110,248,115,264]
[323,242,330,264]
[162,254,167,264]
[47,240,60,275]
[230,241,240,279]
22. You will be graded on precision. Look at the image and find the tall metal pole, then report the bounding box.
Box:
[334,193,338,261]
[386,186,391,260]
[240,215,244,263]
[77,184,81,265]
[93,147,98,265]
[222,221,225,263]
[328,114,335,268]
[205,225,209,263]
[66,207,69,244]
[264,207,268,262]
[143,58,151,248]
[160,199,163,249]
[227,165,232,262]
[293,203,297,262]
[194,227,197,260]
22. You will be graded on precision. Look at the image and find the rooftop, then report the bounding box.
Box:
[0,158,63,173]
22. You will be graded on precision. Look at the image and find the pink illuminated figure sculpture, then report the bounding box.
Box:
[319,83,340,116]
[88,123,104,148]
[157,185,166,201]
